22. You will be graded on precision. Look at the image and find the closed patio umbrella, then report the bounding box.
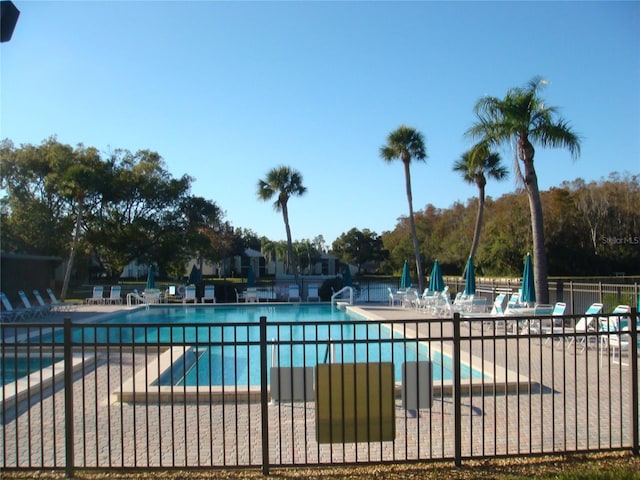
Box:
[463,257,476,295]
[521,252,535,305]
[342,264,352,287]
[247,264,256,287]
[146,266,155,289]
[429,259,444,293]
[400,260,412,289]
[188,264,201,285]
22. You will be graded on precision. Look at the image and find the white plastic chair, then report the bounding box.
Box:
[288,285,301,302]
[307,285,320,302]
[86,286,105,305]
[201,285,216,303]
[107,286,122,304]
[182,285,197,304]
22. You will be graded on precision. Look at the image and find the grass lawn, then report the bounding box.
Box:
[3,452,640,479]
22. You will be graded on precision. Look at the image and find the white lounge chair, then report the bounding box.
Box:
[46,288,78,311]
[490,293,507,315]
[388,287,399,306]
[245,287,258,303]
[565,302,604,352]
[1,292,28,321]
[307,284,320,302]
[143,288,163,304]
[520,304,554,334]
[18,290,47,317]
[599,305,632,365]
[201,285,216,303]
[540,302,567,344]
[32,290,53,314]
[107,285,122,305]
[86,286,105,305]
[288,285,301,302]
[182,285,197,304]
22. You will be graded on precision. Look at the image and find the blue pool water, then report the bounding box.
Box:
[1,357,59,386]
[42,304,483,386]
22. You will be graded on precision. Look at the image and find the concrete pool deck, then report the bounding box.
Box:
[1,302,635,468]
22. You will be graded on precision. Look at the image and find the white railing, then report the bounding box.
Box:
[126,291,150,310]
[331,286,354,306]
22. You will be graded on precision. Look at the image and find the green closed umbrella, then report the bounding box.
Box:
[342,264,352,287]
[247,264,256,287]
[521,252,535,305]
[400,260,412,289]
[428,259,444,293]
[146,266,155,289]
[188,264,201,285]
[463,257,476,295]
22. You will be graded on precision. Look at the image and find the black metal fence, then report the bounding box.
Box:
[1,308,639,475]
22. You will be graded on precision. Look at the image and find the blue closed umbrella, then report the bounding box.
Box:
[463,257,476,295]
[146,266,155,289]
[521,252,536,305]
[188,264,202,285]
[342,264,352,287]
[429,259,444,292]
[247,264,256,287]
[400,260,412,289]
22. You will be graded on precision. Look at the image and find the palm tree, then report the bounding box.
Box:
[260,239,276,274]
[57,145,104,300]
[380,125,427,292]
[257,166,307,285]
[453,142,508,262]
[467,77,580,303]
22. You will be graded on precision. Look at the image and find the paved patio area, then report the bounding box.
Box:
[1,303,636,469]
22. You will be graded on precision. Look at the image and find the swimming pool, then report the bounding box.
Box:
[1,356,60,386]
[38,304,485,387]
[109,304,483,386]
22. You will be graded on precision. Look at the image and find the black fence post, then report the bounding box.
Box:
[260,315,270,475]
[631,307,639,456]
[64,317,75,478]
[453,312,462,467]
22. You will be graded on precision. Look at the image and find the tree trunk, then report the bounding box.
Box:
[519,139,550,304]
[404,161,425,292]
[60,196,84,301]
[468,181,486,261]
[281,201,299,285]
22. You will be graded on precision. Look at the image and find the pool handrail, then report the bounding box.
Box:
[331,286,354,306]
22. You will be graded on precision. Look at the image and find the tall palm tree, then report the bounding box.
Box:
[380,125,427,292]
[453,142,508,262]
[467,77,580,303]
[257,166,307,285]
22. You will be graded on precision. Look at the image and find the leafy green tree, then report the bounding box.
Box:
[453,143,507,263]
[275,241,289,275]
[467,77,581,303]
[83,149,195,278]
[0,138,77,257]
[332,228,388,274]
[380,125,427,292]
[474,194,531,276]
[0,138,107,298]
[257,166,307,284]
[294,239,320,274]
[1,139,227,286]
[313,235,327,254]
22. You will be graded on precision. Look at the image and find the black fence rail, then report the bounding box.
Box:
[1,308,638,476]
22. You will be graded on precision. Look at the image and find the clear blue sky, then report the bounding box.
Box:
[2,1,638,246]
